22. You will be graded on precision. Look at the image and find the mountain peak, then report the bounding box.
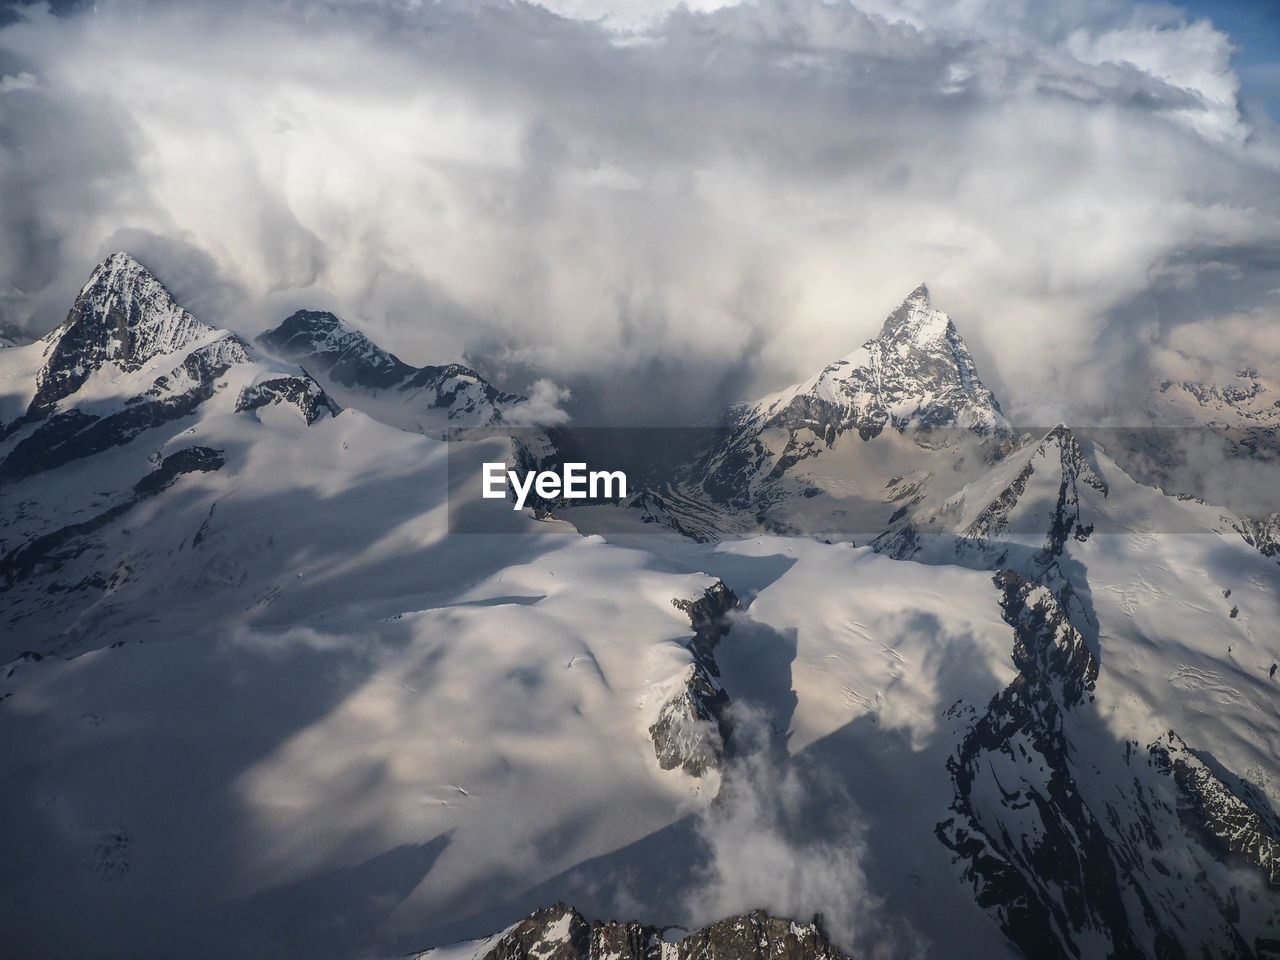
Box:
[257,309,524,429]
[877,282,954,346]
[28,253,213,417]
[259,309,412,391]
[273,308,346,336]
[81,250,147,292]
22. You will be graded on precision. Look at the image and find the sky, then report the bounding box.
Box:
[1181,0,1280,122]
[0,0,1278,425]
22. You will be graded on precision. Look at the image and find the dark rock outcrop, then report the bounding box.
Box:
[459,902,849,960]
[236,374,339,425]
[1149,731,1280,888]
[650,581,740,777]
[257,309,520,425]
[937,572,1144,960]
[1232,513,1280,562]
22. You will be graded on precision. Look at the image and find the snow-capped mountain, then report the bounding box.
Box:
[733,283,1007,442]
[0,252,345,652]
[598,285,1017,540]
[257,308,523,434]
[1157,367,1280,431]
[1095,366,1280,525]
[2,257,1278,960]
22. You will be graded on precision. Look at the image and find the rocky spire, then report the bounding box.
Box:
[29,252,212,417]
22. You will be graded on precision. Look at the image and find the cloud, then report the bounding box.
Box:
[0,0,1277,424]
[0,70,34,92]
[506,377,573,425]
[684,705,921,958]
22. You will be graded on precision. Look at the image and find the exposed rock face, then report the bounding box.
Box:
[995,570,1099,705]
[459,902,849,960]
[257,309,520,427]
[1149,731,1280,888]
[0,335,251,483]
[940,570,1280,960]
[650,581,739,777]
[673,580,739,662]
[1231,513,1280,561]
[938,572,1130,960]
[29,252,213,418]
[236,375,339,425]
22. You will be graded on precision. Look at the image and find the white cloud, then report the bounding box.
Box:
[684,705,924,958]
[506,377,573,425]
[0,70,36,93]
[0,0,1277,424]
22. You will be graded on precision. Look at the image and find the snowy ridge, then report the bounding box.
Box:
[872,425,1110,562]
[257,309,522,433]
[426,902,846,960]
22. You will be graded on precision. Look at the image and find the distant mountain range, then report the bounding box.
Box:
[1,253,1277,960]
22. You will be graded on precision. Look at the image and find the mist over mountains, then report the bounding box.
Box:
[2,0,1279,427]
[1,252,1278,959]
[3,1,1280,958]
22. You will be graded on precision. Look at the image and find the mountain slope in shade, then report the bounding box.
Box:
[939,568,1279,960]
[257,309,523,434]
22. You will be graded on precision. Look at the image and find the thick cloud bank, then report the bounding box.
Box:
[1,0,1278,423]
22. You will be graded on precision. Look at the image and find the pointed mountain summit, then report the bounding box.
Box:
[679,285,1011,524]
[731,283,1007,449]
[0,254,339,484]
[879,282,941,338]
[29,252,214,417]
[257,309,522,431]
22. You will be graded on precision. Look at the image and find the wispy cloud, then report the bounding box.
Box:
[1,0,1277,424]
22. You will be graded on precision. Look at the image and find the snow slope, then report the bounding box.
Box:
[1,256,1278,960]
